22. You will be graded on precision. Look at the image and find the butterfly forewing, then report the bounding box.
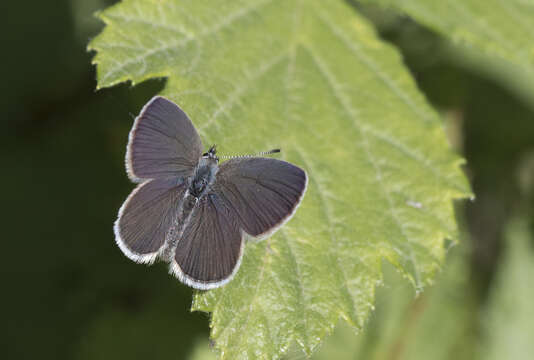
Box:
[171,193,244,289]
[127,96,203,182]
[115,178,187,263]
[215,158,308,239]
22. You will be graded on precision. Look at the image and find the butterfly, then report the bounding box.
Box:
[114,96,308,289]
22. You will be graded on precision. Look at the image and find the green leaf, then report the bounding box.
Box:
[480,217,534,360]
[362,0,534,78]
[89,0,471,358]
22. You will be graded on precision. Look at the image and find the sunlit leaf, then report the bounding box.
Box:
[89,0,471,358]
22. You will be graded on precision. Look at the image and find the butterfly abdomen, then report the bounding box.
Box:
[160,187,197,262]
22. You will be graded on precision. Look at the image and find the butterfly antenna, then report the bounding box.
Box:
[219,148,281,159]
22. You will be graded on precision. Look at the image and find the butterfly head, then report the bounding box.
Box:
[202,144,219,163]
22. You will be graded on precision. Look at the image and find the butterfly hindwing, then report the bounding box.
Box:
[115,178,187,264]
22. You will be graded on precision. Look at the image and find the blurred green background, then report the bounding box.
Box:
[3,1,533,359]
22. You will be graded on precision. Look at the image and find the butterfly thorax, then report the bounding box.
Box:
[190,156,218,198]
